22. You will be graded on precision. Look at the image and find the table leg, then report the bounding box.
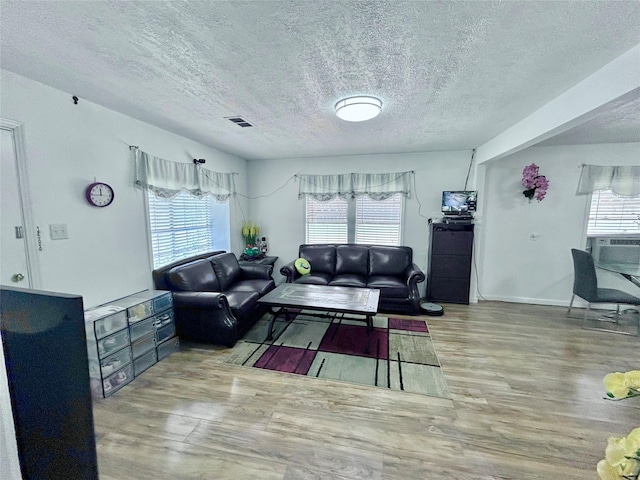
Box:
[266,307,289,341]
[364,314,373,354]
[266,315,275,341]
[622,273,640,289]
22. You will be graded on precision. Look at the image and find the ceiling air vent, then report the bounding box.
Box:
[225,116,254,127]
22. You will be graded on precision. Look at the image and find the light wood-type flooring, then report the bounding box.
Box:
[92,301,639,479]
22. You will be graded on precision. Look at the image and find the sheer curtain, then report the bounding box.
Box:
[132,147,236,200]
[297,171,412,200]
[576,165,640,197]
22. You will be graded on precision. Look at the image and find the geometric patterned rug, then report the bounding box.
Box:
[223,309,451,399]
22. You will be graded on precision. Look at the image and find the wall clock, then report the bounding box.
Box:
[85,182,114,207]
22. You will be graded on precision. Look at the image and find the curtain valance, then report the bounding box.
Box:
[297,171,413,201]
[133,148,236,200]
[576,164,640,197]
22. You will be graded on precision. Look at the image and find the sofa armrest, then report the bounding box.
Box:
[239,263,273,280]
[171,291,227,310]
[171,292,239,347]
[404,263,426,286]
[280,261,300,283]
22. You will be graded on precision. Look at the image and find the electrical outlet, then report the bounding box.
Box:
[50,223,68,240]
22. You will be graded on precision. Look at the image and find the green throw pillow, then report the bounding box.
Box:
[294,258,311,275]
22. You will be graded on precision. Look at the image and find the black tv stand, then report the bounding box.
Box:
[442,215,473,225]
[427,222,474,304]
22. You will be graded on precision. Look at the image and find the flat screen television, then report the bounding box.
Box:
[442,191,477,215]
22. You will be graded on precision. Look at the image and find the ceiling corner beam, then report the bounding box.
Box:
[474,43,640,165]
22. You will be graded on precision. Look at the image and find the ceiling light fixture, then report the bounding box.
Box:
[335,96,382,122]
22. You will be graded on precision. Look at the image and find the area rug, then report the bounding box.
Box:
[224,310,451,399]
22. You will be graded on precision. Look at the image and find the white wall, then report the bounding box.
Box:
[1,70,249,308]
[479,143,640,306]
[246,151,474,291]
[2,69,637,309]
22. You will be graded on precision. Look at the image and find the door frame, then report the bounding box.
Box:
[1,118,42,289]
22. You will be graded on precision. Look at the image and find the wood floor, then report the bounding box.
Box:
[92,301,639,479]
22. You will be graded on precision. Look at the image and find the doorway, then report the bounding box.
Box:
[0,119,41,288]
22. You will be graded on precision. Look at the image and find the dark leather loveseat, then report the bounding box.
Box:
[153,251,275,347]
[280,244,425,314]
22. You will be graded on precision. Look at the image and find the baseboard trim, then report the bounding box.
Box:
[477,295,567,307]
[475,294,627,311]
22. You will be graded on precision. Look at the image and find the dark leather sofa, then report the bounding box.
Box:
[280,244,425,314]
[152,251,276,347]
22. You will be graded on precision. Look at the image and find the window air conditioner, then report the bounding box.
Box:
[590,237,640,265]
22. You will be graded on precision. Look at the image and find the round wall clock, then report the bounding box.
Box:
[85,182,114,207]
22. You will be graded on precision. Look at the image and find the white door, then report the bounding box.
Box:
[1,127,30,287]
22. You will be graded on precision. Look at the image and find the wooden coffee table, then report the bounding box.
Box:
[258,284,380,347]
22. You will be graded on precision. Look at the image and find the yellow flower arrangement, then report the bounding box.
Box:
[604,371,640,399]
[598,371,640,479]
[241,221,260,247]
[597,428,640,480]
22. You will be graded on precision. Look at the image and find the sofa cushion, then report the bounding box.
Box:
[329,274,367,288]
[295,272,332,285]
[226,278,275,297]
[210,253,242,291]
[335,245,369,276]
[299,245,336,276]
[367,275,410,298]
[369,246,412,276]
[152,250,226,290]
[167,259,220,292]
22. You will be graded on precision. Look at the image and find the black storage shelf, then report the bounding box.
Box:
[427,223,474,304]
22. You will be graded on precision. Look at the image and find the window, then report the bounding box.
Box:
[355,194,402,245]
[305,196,348,244]
[147,190,230,268]
[587,189,640,236]
[305,193,403,245]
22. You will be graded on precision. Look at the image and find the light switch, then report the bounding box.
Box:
[50,223,68,240]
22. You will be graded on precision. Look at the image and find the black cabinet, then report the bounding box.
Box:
[427,223,474,304]
[1,286,99,479]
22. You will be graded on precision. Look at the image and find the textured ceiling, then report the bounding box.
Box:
[535,88,640,147]
[1,1,639,160]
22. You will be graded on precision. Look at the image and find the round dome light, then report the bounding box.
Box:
[335,96,382,122]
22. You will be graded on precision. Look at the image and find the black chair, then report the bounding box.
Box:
[568,248,640,335]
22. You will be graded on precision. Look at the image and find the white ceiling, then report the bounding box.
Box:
[1,1,639,161]
[535,89,640,147]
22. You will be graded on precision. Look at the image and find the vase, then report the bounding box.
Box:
[523,188,535,201]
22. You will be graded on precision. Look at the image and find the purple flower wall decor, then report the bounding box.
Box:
[521,163,549,202]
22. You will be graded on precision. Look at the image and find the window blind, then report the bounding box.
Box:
[355,193,402,245]
[587,190,640,236]
[147,190,229,268]
[305,196,348,244]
